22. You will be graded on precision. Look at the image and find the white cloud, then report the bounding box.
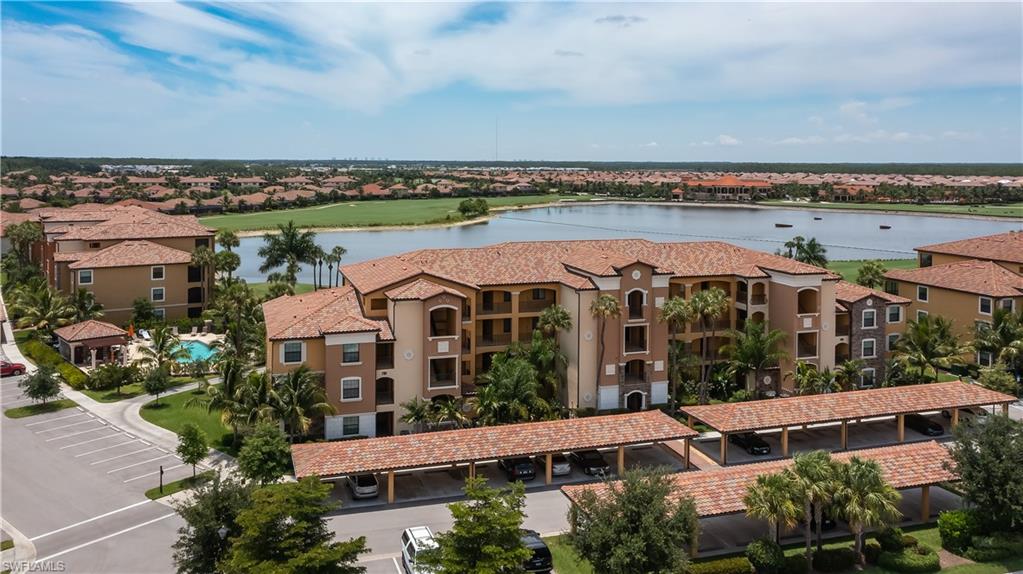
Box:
[641,141,659,148]
[772,136,827,145]
[691,134,742,147]
[833,130,933,144]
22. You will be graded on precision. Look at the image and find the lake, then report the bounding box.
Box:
[234,203,1022,283]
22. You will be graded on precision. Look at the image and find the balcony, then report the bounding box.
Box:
[519,299,554,314]
[375,343,394,370]
[478,334,512,348]
[750,294,767,306]
[477,302,512,316]
[375,377,394,405]
[693,319,731,333]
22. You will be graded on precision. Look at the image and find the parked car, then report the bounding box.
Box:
[905,414,944,436]
[400,526,437,574]
[345,473,379,499]
[941,407,989,423]
[536,453,572,477]
[499,457,536,481]
[0,360,26,377]
[521,529,553,573]
[729,432,771,455]
[570,450,610,476]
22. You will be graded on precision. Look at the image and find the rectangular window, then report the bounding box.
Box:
[979,297,992,315]
[917,286,928,302]
[187,265,203,283]
[342,416,360,436]
[370,298,387,311]
[88,242,101,249]
[1001,299,1015,312]
[887,305,902,324]
[341,378,361,401]
[977,351,994,367]
[502,318,512,332]
[342,343,360,364]
[887,333,900,352]
[195,238,210,248]
[154,308,166,320]
[884,280,899,296]
[533,288,546,300]
[860,368,876,388]
[78,269,93,285]
[919,253,933,267]
[862,309,876,329]
[503,291,512,302]
[151,266,165,281]
[861,338,876,359]
[282,341,303,364]
[917,310,929,321]
[151,287,165,302]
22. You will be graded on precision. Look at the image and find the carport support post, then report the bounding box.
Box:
[617,446,625,476]
[545,454,553,485]
[951,407,959,428]
[720,433,728,465]
[898,414,905,443]
[684,438,691,470]
[781,427,789,457]
[387,471,395,504]
[468,462,476,480]
[1003,403,1009,416]
[920,485,930,522]
[840,421,848,450]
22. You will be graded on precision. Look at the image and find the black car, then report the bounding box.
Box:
[521,529,553,573]
[905,414,944,437]
[729,432,771,455]
[570,450,610,476]
[499,457,536,481]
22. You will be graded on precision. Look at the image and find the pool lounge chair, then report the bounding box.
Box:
[140,329,152,341]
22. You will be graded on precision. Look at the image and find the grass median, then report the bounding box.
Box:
[4,399,78,419]
[139,385,238,457]
[145,470,215,500]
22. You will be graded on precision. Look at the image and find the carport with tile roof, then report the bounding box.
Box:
[291,409,698,503]
[680,381,1014,464]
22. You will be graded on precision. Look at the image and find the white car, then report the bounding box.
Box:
[401,526,438,573]
[345,474,379,499]
[537,453,572,477]
[942,406,990,423]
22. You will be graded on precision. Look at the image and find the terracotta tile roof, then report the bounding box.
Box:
[291,410,697,478]
[916,231,1023,265]
[385,278,466,301]
[885,260,1023,298]
[53,319,128,343]
[68,240,193,269]
[38,205,212,241]
[562,441,954,517]
[680,381,1015,433]
[0,211,39,237]
[262,286,390,341]
[834,280,910,305]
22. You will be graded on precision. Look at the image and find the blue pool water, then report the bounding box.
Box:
[176,341,217,363]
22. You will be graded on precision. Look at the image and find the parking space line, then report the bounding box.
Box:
[29,500,153,541]
[106,454,174,474]
[34,420,100,434]
[74,440,141,457]
[33,512,176,563]
[89,447,156,465]
[123,463,186,483]
[59,433,122,449]
[45,426,108,442]
[2,398,34,407]
[392,557,402,573]
[24,412,87,426]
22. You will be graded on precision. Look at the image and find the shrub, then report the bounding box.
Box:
[964,547,1013,562]
[877,545,941,573]
[728,390,753,402]
[811,547,856,573]
[689,556,753,574]
[745,539,784,574]
[901,535,918,548]
[967,532,1023,560]
[20,338,88,389]
[938,509,982,553]
[876,527,906,552]
[863,540,883,564]
[779,554,808,574]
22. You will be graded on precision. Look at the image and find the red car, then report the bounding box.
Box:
[1,360,26,377]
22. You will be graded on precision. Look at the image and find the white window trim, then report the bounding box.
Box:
[861,309,877,329]
[78,269,93,285]
[976,351,994,368]
[887,333,900,352]
[153,308,166,319]
[280,341,306,365]
[917,285,929,302]
[427,355,460,390]
[151,265,165,281]
[341,415,361,436]
[861,338,877,359]
[886,305,902,324]
[917,309,929,320]
[860,368,876,388]
[340,343,361,366]
[978,297,993,316]
[340,377,362,402]
[151,287,165,302]
[796,329,819,360]
[999,299,1015,312]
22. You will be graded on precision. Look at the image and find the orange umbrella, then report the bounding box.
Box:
[127,323,135,339]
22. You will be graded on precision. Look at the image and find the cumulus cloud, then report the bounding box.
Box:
[691,135,742,147]
[594,15,647,26]
[772,136,827,145]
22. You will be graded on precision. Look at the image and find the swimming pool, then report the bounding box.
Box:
[176,340,217,363]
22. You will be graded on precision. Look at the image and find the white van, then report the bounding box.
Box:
[400,526,437,573]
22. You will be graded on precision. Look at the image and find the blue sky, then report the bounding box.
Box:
[2,2,1021,162]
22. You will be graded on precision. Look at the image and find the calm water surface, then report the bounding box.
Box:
[235,203,1022,283]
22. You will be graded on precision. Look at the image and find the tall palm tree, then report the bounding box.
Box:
[784,236,806,259]
[855,260,888,289]
[834,457,902,565]
[215,229,240,282]
[474,354,553,425]
[790,362,839,395]
[974,309,1023,377]
[257,221,318,286]
[784,451,838,561]
[12,287,75,334]
[589,294,621,411]
[235,371,279,427]
[659,296,695,408]
[894,315,970,384]
[190,246,216,302]
[690,287,730,404]
[70,288,104,322]
[135,325,189,368]
[328,246,348,288]
[400,397,435,433]
[431,397,468,429]
[215,229,239,252]
[187,351,247,444]
[744,472,800,543]
[797,238,829,267]
[272,366,334,441]
[721,320,787,397]
[309,245,326,290]
[537,304,572,338]
[834,359,866,391]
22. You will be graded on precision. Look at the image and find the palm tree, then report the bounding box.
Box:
[70,288,104,322]
[690,287,730,404]
[855,260,888,288]
[721,320,787,398]
[658,296,695,408]
[257,221,318,286]
[744,472,800,543]
[894,315,970,384]
[215,229,240,281]
[834,457,902,564]
[309,245,326,290]
[834,359,866,391]
[12,287,75,334]
[235,371,279,427]
[537,304,572,338]
[784,451,838,561]
[790,362,839,395]
[188,352,247,445]
[589,294,621,411]
[272,366,335,441]
[796,238,828,267]
[473,354,552,425]
[784,236,806,259]
[400,397,435,433]
[135,325,189,368]
[431,397,468,429]
[327,245,348,288]
[190,246,216,302]
[974,309,1023,377]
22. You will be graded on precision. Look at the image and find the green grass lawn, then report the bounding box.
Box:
[760,200,1023,219]
[826,259,918,282]
[139,385,238,456]
[198,194,578,232]
[544,536,593,574]
[4,399,78,419]
[145,470,214,500]
[81,377,197,403]
[249,282,314,299]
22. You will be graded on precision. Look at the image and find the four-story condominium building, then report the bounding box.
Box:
[263,239,843,440]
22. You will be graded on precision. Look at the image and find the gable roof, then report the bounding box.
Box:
[885,260,1023,298]
[834,280,910,305]
[53,320,128,342]
[68,240,194,269]
[262,286,392,341]
[385,278,466,301]
[916,231,1023,265]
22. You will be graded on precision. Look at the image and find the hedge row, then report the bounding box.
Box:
[19,337,88,389]
[877,545,941,573]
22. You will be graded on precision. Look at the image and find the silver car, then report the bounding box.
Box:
[401,526,438,573]
[537,453,572,477]
[346,473,379,499]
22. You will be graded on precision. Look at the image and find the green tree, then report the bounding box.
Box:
[833,359,866,391]
[418,478,531,574]
[399,396,435,434]
[136,325,189,368]
[571,468,699,574]
[893,315,970,384]
[257,221,318,286]
[5,220,43,264]
[834,457,902,564]
[19,364,61,405]
[237,422,291,485]
[430,396,469,429]
[188,352,247,445]
[12,287,75,334]
[589,294,621,409]
[854,260,888,288]
[176,423,210,478]
[537,304,572,337]
[204,281,263,359]
[783,451,838,561]
[457,197,489,219]
[86,362,139,395]
[132,297,158,326]
[946,414,1023,530]
[977,364,1018,395]
[272,366,335,441]
[973,309,1023,378]
[143,366,171,405]
[796,237,828,267]
[721,320,788,398]
[659,296,696,407]
[172,475,253,574]
[473,354,552,425]
[70,288,104,322]
[220,478,367,574]
[690,287,730,404]
[744,472,799,544]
